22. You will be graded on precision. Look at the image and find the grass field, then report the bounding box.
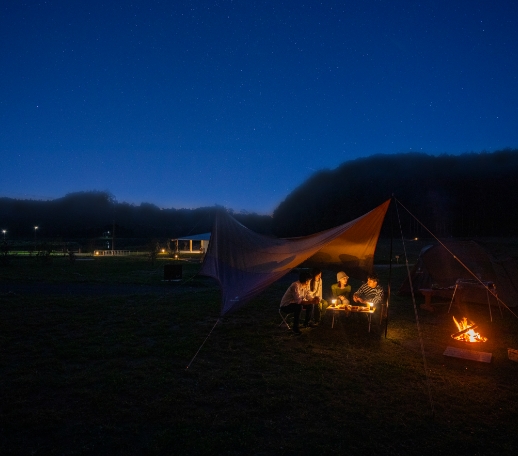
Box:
[1,246,518,455]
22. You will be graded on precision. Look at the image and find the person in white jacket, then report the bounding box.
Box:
[280,271,320,335]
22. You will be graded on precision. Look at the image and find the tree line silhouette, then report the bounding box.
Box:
[1,149,517,249]
[272,149,518,238]
[0,192,273,248]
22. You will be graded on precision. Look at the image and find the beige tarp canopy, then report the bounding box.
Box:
[200,199,390,316]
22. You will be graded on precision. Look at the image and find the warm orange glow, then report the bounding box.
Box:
[452,316,487,343]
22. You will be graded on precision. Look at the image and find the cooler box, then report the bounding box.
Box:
[164,264,182,281]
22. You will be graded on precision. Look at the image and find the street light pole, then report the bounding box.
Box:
[34,226,38,252]
[2,230,6,241]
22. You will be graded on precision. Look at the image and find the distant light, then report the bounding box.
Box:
[414,237,418,241]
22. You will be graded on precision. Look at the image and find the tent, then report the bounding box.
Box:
[399,240,518,307]
[200,199,390,316]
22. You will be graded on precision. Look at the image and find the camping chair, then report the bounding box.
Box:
[368,290,388,331]
[379,290,389,323]
[278,306,308,330]
[366,292,388,332]
[278,307,292,329]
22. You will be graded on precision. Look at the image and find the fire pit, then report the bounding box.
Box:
[451,316,487,343]
[444,316,492,363]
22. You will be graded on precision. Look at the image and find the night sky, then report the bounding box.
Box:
[2,1,517,214]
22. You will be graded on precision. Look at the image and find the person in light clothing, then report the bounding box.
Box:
[280,271,320,335]
[308,267,328,324]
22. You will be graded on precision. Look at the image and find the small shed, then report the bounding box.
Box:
[172,232,211,253]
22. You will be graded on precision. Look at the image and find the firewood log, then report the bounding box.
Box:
[451,324,478,338]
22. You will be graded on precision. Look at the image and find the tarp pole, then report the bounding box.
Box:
[395,198,435,417]
[385,195,394,338]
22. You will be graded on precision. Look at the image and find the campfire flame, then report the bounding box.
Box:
[452,316,487,343]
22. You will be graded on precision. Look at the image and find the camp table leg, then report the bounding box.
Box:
[486,287,493,322]
[487,284,502,319]
[419,289,435,312]
[329,308,340,329]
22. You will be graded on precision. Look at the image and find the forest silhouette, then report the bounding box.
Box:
[273,149,518,238]
[1,149,517,247]
[0,192,271,247]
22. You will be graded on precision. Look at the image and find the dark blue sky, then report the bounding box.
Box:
[2,0,517,214]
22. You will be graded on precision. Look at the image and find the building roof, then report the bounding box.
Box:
[174,232,211,241]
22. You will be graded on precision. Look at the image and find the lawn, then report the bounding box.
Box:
[1,248,518,455]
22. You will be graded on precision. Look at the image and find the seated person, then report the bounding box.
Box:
[280,271,320,335]
[308,267,328,324]
[331,271,351,307]
[353,272,384,312]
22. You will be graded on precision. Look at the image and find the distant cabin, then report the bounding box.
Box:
[172,232,211,253]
